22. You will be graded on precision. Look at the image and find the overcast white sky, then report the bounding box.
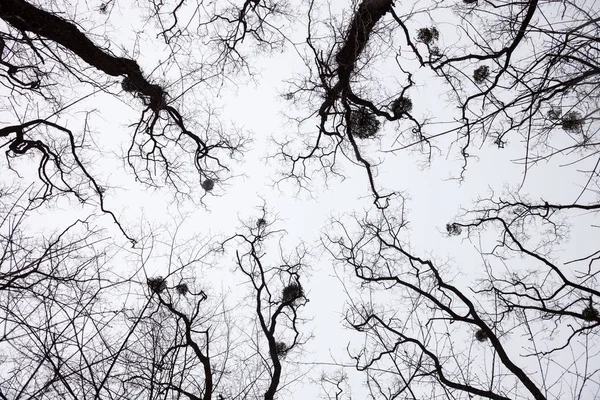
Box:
[1,0,598,398]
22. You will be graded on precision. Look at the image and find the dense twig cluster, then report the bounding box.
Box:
[416,27,439,45]
[282,282,304,303]
[349,108,381,139]
[148,276,168,293]
[472,65,489,84]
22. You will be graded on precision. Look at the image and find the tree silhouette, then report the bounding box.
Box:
[0,0,294,238]
[1,0,599,398]
[325,207,599,399]
[220,208,309,399]
[280,0,599,203]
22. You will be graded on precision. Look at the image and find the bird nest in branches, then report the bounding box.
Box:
[148,276,167,294]
[473,66,489,84]
[391,96,413,117]
[417,27,439,45]
[561,111,584,133]
[475,329,488,342]
[257,218,267,228]
[282,282,304,303]
[349,108,381,139]
[582,306,599,322]
[275,341,287,357]
[202,179,215,191]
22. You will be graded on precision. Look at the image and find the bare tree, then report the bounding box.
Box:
[325,208,599,399]
[318,370,352,399]
[117,209,311,400]
[278,0,405,207]
[0,0,296,240]
[0,198,310,400]
[220,207,310,399]
[278,5,600,395]
[0,183,132,400]
[119,278,218,400]
[2,0,599,399]
[421,0,600,182]
[80,220,227,400]
[280,0,599,202]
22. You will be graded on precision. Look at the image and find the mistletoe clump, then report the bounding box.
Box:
[582,306,599,322]
[417,27,439,45]
[121,76,136,92]
[275,341,287,357]
[202,179,215,191]
[175,283,189,296]
[391,96,413,116]
[473,65,489,84]
[430,46,442,57]
[446,223,462,236]
[282,282,304,303]
[349,108,381,139]
[561,111,584,133]
[148,276,167,294]
[475,329,488,342]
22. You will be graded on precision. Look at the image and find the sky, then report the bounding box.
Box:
[1,0,599,398]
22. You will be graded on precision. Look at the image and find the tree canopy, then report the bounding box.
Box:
[0,0,598,398]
